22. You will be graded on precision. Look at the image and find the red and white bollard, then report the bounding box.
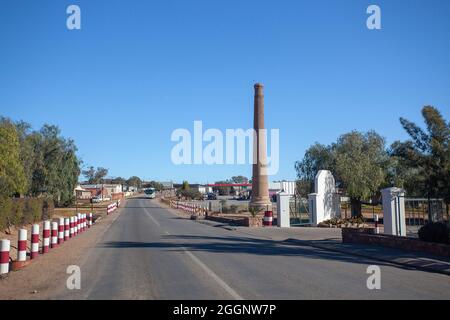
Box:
[264,211,273,227]
[374,214,380,234]
[31,224,39,259]
[17,229,27,262]
[74,216,78,235]
[51,222,58,248]
[0,239,10,275]
[70,217,74,238]
[76,214,81,233]
[64,218,70,241]
[43,221,51,254]
[88,213,92,228]
[58,218,64,244]
[83,214,86,231]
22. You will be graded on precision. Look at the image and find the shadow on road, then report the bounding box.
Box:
[97,235,432,273]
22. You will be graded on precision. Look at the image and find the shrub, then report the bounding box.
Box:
[177,189,203,200]
[0,197,13,231]
[418,222,449,245]
[24,198,43,224]
[11,198,25,226]
[42,198,54,220]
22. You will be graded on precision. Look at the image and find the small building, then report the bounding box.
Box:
[81,184,123,199]
[74,185,92,199]
[269,181,297,197]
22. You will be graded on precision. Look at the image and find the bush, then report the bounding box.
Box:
[24,198,43,224]
[0,197,13,231]
[418,222,449,245]
[177,189,203,200]
[42,198,54,220]
[11,199,25,226]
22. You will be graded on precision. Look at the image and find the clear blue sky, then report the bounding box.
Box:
[1,0,449,183]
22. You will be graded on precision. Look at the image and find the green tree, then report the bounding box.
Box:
[111,177,126,185]
[231,176,249,184]
[334,131,388,217]
[82,166,108,184]
[0,118,27,197]
[391,106,449,207]
[181,181,190,190]
[294,143,335,196]
[127,176,142,188]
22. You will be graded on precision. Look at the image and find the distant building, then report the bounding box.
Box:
[80,184,123,199]
[269,181,297,197]
[161,181,174,190]
[74,185,92,199]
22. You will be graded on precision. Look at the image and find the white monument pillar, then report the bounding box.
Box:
[277,192,290,228]
[381,187,406,236]
[309,170,339,226]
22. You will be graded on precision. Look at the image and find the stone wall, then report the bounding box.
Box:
[342,228,450,258]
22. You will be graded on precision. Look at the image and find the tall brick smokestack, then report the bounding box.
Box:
[250,83,271,211]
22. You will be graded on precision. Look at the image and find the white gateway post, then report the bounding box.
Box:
[381,187,406,236]
[276,192,290,228]
[308,170,340,226]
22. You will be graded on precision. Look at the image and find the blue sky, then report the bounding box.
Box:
[1,0,449,183]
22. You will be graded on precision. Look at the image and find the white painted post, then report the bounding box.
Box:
[30,224,40,259]
[0,240,11,275]
[17,229,27,262]
[381,187,406,236]
[277,192,290,228]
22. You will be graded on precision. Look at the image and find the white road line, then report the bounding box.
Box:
[145,210,161,227]
[143,201,242,299]
[183,249,244,300]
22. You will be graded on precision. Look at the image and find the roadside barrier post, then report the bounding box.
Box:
[88,213,93,227]
[58,218,65,244]
[17,229,27,262]
[43,221,50,254]
[31,224,39,259]
[64,218,70,241]
[264,211,273,227]
[0,239,10,275]
[51,222,58,248]
[70,217,74,238]
[74,216,78,235]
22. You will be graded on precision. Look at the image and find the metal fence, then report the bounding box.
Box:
[289,197,311,226]
[404,198,449,225]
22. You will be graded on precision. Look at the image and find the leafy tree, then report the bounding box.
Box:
[391,106,449,207]
[334,131,388,217]
[0,118,27,197]
[127,176,142,188]
[231,176,249,184]
[181,181,190,190]
[111,177,126,185]
[83,166,108,184]
[295,131,388,216]
[295,143,335,196]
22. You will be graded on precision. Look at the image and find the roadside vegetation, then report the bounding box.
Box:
[0,117,81,230]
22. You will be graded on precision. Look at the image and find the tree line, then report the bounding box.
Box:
[295,106,450,217]
[0,117,80,206]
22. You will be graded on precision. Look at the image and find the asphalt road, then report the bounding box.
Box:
[55,198,450,300]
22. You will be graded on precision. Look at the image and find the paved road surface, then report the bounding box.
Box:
[55,198,450,300]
